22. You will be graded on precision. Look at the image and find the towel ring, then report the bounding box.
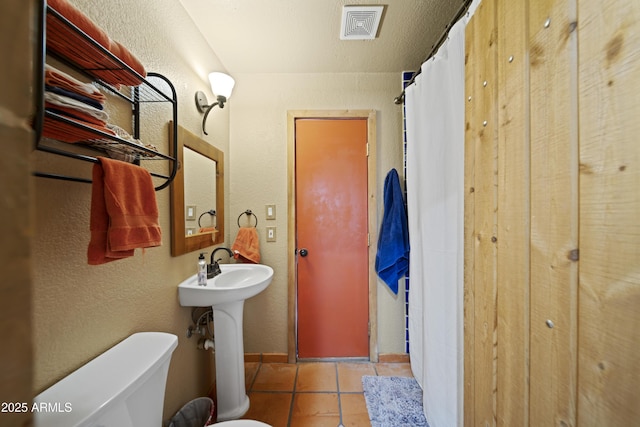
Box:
[198,209,216,228]
[237,209,258,228]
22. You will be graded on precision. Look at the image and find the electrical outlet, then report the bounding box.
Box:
[266,226,276,242]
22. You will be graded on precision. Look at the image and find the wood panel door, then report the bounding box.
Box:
[295,118,370,359]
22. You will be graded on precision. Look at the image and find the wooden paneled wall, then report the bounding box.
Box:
[464,0,640,426]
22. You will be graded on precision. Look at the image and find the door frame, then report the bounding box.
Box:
[287,110,378,363]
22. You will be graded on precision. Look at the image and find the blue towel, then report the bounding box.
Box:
[45,85,104,110]
[375,168,410,294]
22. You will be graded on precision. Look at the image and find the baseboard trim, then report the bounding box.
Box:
[245,352,409,363]
[378,353,410,363]
[244,353,289,363]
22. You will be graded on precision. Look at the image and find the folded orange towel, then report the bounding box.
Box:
[47,0,110,49]
[95,40,146,86]
[45,64,106,104]
[45,102,106,127]
[231,227,261,264]
[42,113,116,143]
[88,157,161,265]
[46,0,146,87]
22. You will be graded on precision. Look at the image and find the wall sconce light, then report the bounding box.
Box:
[195,72,235,135]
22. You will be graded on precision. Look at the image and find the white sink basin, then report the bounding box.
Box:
[178,264,273,307]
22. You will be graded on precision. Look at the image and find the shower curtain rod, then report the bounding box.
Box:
[393,0,473,105]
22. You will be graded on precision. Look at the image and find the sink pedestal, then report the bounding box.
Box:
[177,264,274,421]
[212,300,249,421]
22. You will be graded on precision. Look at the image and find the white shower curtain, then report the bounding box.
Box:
[405,17,466,427]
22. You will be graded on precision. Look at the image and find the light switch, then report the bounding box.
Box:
[266,226,276,242]
[266,204,276,220]
[186,205,196,220]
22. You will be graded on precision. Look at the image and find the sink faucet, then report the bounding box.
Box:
[209,247,234,278]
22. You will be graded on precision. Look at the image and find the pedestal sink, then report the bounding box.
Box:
[178,264,273,421]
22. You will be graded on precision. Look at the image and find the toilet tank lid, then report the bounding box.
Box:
[34,332,178,427]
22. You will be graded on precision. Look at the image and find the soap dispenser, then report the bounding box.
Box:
[197,252,208,286]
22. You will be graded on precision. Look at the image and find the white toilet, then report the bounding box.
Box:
[33,331,271,427]
[34,332,178,427]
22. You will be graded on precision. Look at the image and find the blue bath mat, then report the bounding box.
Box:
[362,376,429,427]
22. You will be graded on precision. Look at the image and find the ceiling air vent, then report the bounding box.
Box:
[340,5,384,40]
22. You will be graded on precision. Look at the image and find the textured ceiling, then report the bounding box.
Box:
[177,0,468,74]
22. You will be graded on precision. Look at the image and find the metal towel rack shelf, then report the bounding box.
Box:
[33,0,178,191]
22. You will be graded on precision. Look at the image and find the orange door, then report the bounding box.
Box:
[295,118,369,359]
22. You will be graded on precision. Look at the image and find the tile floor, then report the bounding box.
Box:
[238,361,413,427]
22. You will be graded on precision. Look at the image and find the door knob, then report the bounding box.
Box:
[299,248,308,257]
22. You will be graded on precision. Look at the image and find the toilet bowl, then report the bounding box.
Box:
[34,332,178,427]
[215,421,271,426]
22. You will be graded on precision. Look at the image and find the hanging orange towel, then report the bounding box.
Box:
[198,227,217,234]
[88,157,161,265]
[231,227,261,264]
[199,227,218,243]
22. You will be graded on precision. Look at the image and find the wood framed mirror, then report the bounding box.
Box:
[169,122,224,256]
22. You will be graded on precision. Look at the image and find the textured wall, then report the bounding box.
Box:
[31,0,230,420]
[0,1,35,426]
[229,72,407,355]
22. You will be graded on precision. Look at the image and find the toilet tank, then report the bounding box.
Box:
[34,332,178,427]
